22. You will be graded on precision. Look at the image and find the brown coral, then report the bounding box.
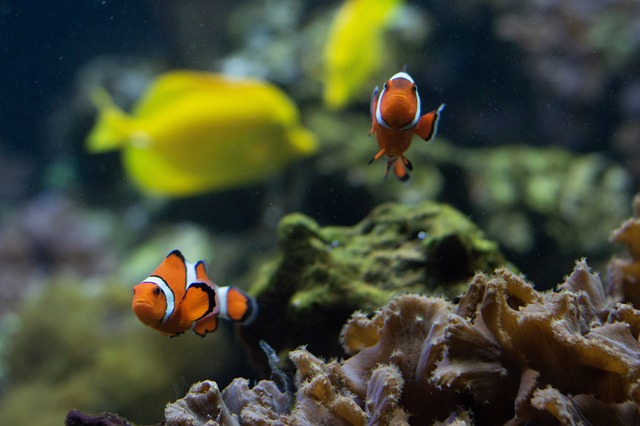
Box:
[166,259,640,425]
[609,194,640,307]
[158,197,640,425]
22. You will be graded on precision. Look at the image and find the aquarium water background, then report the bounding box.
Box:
[0,0,639,424]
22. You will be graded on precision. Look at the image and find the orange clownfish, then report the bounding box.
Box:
[368,71,445,181]
[132,250,257,337]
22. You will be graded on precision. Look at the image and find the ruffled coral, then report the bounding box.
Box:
[166,259,640,425]
[609,194,640,307]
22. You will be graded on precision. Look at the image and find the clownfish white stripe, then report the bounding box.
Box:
[142,275,175,323]
[185,261,197,288]
[400,88,422,130]
[216,286,230,320]
[390,71,414,83]
[375,85,391,129]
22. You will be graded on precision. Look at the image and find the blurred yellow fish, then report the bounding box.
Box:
[86,71,317,196]
[323,0,403,110]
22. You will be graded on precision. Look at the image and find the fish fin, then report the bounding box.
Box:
[402,155,413,171]
[369,86,379,130]
[194,260,210,283]
[180,282,216,323]
[224,286,258,324]
[151,250,188,297]
[392,157,410,181]
[193,314,218,336]
[415,103,445,141]
[368,148,386,164]
[86,87,136,153]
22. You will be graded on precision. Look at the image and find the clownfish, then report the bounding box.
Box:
[368,71,445,181]
[132,250,257,337]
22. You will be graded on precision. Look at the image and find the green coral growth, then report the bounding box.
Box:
[240,201,507,366]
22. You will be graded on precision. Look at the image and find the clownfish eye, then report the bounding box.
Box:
[153,287,161,296]
[412,85,417,92]
[383,82,388,89]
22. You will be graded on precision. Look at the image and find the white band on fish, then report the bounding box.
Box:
[143,275,175,324]
[375,84,391,129]
[216,286,230,320]
[390,71,414,83]
[185,261,197,288]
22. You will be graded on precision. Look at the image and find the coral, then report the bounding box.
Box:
[421,142,631,287]
[65,409,134,426]
[164,259,640,425]
[609,194,640,307]
[240,201,506,366]
[165,381,237,426]
[0,193,120,316]
[165,379,290,426]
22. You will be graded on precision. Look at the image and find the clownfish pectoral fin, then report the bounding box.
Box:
[193,314,218,336]
[416,103,446,141]
[180,282,216,323]
[392,157,411,182]
[368,148,386,164]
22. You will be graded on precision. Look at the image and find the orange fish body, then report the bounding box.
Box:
[132,250,257,337]
[369,71,445,180]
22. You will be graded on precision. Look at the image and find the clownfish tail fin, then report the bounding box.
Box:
[402,155,413,171]
[393,157,410,181]
[217,286,258,325]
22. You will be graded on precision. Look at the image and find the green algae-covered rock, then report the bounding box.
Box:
[241,201,507,366]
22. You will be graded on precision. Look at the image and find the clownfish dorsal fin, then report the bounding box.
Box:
[194,260,210,284]
[153,250,188,299]
[180,283,216,323]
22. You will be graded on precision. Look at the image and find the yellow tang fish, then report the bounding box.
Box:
[86,71,317,197]
[323,0,403,110]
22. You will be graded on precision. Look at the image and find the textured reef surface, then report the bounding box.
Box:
[99,198,640,425]
[238,201,506,369]
[89,196,640,425]
[165,262,640,425]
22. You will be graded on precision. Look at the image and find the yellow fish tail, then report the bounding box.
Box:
[86,88,137,153]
